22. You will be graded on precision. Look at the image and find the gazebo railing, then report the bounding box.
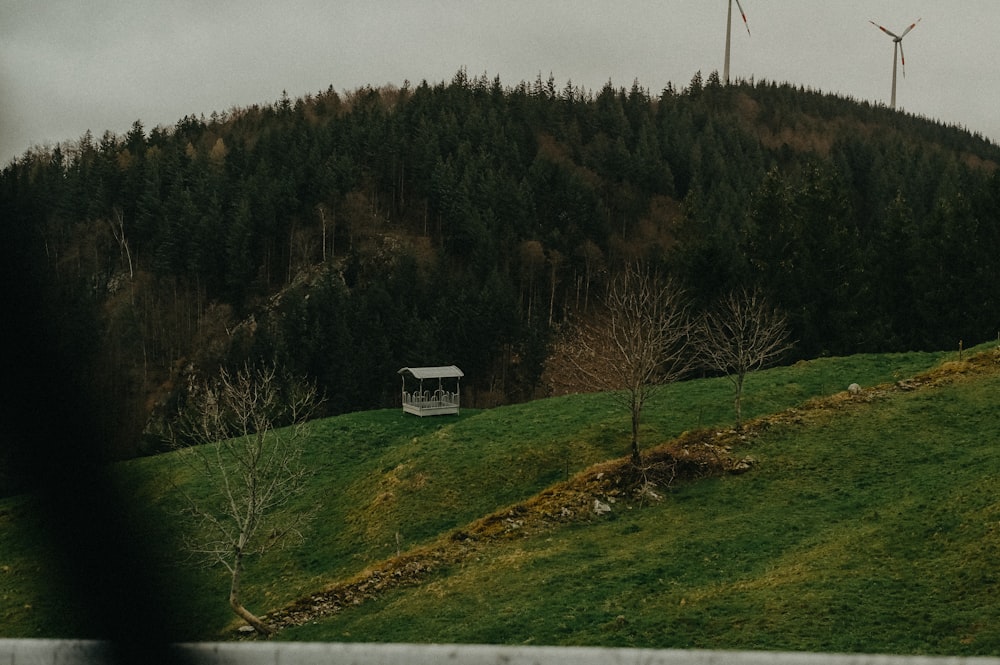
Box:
[403,389,459,408]
[402,389,460,416]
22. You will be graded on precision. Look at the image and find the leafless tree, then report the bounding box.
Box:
[172,363,321,636]
[696,288,793,430]
[108,206,133,280]
[565,267,694,465]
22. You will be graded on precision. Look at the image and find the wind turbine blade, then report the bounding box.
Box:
[870,20,901,40]
[901,17,922,38]
[735,0,750,35]
[899,42,906,77]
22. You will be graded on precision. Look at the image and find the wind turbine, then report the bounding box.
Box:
[724,0,750,85]
[870,18,921,110]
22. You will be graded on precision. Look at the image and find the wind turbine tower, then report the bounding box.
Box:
[870,18,921,110]
[724,0,750,85]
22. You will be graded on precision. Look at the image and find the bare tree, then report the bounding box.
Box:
[565,267,693,465]
[172,363,320,636]
[316,202,336,262]
[108,206,134,280]
[696,288,793,431]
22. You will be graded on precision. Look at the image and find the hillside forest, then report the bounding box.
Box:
[3,69,1000,462]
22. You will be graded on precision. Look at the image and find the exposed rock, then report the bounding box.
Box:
[728,456,757,474]
[848,383,862,395]
[504,518,524,532]
[592,499,612,515]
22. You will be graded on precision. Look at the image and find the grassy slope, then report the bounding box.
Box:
[290,349,1000,655]
[1,345,996,653]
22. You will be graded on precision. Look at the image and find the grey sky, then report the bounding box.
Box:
[3,1,998,165]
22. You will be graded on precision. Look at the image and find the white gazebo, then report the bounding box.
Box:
[398,365,464,416]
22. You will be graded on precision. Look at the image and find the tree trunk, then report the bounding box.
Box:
[229,551,272,636]
[734,373,746,432]
[630,406,642,466]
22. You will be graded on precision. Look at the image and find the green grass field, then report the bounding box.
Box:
[2,343,998,655]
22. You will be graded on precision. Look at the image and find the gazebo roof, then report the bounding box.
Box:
[398,365,464,380]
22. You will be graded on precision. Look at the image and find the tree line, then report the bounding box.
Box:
[3,69,1000,460]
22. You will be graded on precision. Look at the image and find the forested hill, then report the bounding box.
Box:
[3,69,1000,459]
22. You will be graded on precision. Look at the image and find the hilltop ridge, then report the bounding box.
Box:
[4,72,999,464]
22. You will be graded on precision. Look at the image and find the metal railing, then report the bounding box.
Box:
[3,640,999,665]
[402,388,460,415]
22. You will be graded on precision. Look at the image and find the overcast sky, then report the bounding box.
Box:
[3,1,998,165]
